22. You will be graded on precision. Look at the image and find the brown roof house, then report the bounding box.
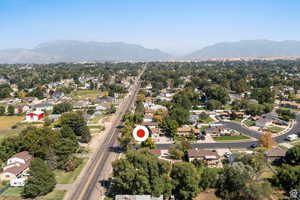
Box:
[264,147,287,162]
[0,151,33,187]
[188,149,221,168]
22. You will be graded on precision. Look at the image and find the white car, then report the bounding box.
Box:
[286,134,298,141]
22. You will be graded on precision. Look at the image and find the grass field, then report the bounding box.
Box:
[213,134,251,141]
[0,116,24,141]
[244,120,255,127]
[54,158,87,184]
[266,126,285,133]
[69,90,100,101]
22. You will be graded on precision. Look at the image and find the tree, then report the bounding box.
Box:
[27,87,44,99]
[199,167,219,190]
[7,105,14,115]
[111,150,172,197]
[0,106,5,115]
[0,84,12,98]
[203,84,230,104]
[162,118,178,137]
[216,163,272,200]
[169,106,190,126]
[141,138,156,149]
[251,88,275,104]
[52,102,73,114]
[22,158,56,198]
[259,132,275,149]
[199,112,210,122]
[79,125,91,143]
[60,112,90,139]
[284,146,300,165]
[273,164,300,192]
[245,103,264,116]
[207,99,222,111]
[171,162,200,200]
[20,127,60,159]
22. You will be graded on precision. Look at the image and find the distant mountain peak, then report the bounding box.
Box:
[185,40,300,59]
[0,40,170,63]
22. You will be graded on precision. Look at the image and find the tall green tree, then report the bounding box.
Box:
[171,162,200,200]
[22,158,56,198]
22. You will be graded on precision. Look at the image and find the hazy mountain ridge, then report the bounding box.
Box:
[0,40,170,63]
[185,40,300,59]
[1,40,300,63]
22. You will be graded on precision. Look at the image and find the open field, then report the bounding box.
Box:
[69,90,100,101]
[0,116,24,141]
[54,158,88,184]
[213,134,251,141]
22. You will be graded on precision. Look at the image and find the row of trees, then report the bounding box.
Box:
[110,150,274,200]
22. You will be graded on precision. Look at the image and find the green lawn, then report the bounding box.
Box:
[54,158,87,184]
[244,120,255,127]
[266,126,285,133]
[213,134,251,141]
[1,187,23,197]
[69,90,100,101]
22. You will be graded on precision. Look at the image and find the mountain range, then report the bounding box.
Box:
[1,40,300,63]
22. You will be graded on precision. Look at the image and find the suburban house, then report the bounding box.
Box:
[25,110,44,122]
[280,101,300,109]
[177,127,200,137]
[187,149,221,168]
[115,195,163,200]
[0,151,33,187]
[33,102,53,111]
[204,125,237,137]
[143,114,153,122]
[264,147,287,162]
[95,96,115,104]
[141,121,158,129]
[15,104,30,114]
[177,127,192,137]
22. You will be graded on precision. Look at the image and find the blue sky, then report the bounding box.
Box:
[1,0,300,54]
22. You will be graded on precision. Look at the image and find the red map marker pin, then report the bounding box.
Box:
[132,125,149,142]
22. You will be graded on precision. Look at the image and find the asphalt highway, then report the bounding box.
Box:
[66,66,144,200]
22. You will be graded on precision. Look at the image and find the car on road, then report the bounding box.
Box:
[250,143,258,148]
[286,134,298,141]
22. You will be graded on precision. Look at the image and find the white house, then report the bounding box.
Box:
[0,151,33,187]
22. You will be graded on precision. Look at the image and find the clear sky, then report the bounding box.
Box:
[1,0,300,54]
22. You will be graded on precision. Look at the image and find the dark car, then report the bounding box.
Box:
[250,143,258,148]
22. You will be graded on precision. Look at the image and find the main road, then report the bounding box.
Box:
[65,65,145,200]
[157,115,300,149]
